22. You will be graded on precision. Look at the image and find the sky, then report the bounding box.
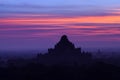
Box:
[0,0,120,51]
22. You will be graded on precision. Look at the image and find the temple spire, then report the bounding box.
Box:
[55,35,75,51]
[48,35,81,54]
[59,35,69,43]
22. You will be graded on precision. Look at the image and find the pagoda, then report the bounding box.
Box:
[48,35,81,54]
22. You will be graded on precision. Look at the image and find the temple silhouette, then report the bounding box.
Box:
[36,35,92,66]
[48,35,81,55]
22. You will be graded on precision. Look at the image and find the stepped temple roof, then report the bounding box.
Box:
[55,35,75,51]
[48,35,81,54]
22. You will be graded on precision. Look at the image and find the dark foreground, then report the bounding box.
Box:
[0,62,120,80]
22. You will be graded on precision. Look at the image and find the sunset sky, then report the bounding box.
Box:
[0,0,120,51]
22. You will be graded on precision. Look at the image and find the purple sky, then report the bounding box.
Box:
[0,0,120,51]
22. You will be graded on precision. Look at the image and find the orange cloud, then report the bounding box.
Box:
[0,14,120,26]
